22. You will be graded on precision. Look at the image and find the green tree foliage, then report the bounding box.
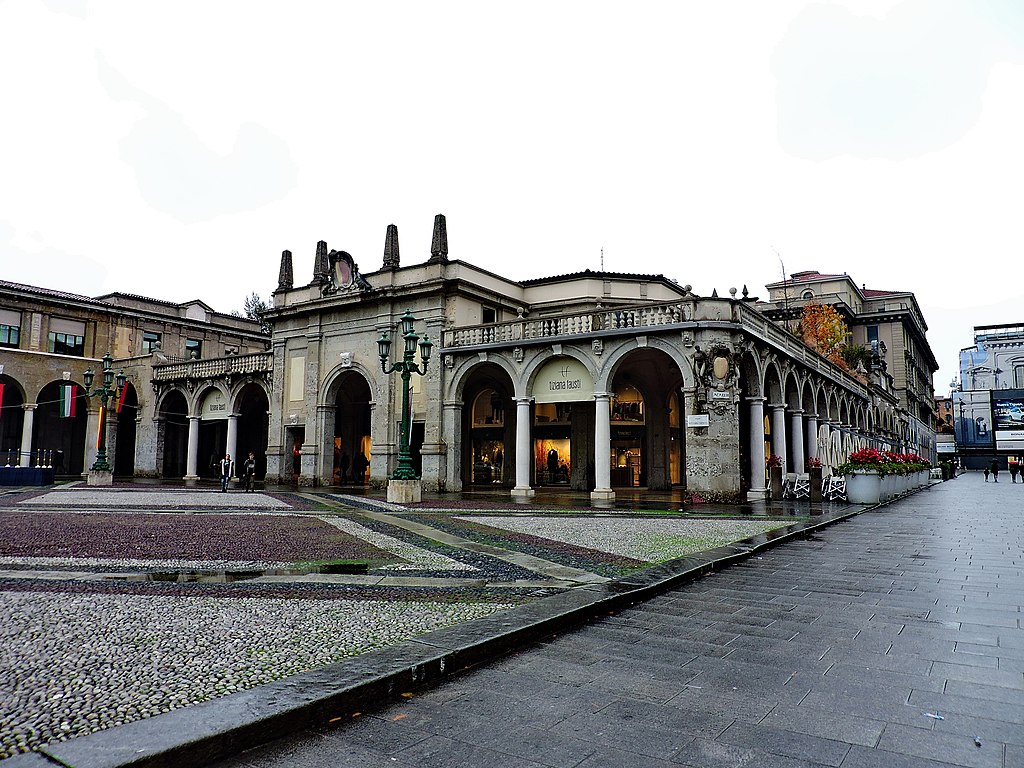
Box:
[233,292,271,334]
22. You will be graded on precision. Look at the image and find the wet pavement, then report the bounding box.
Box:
[208,472,1023,768]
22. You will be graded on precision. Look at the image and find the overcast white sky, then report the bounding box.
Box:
[2,0,1023,388]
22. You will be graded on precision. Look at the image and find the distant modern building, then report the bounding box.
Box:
[0,281,269,480]
[955,323,1024,468]
[756,270,938,461]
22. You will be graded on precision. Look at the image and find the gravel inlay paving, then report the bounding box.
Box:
[0,590,514,759]
[316,516,479,572]
[19,489,290,508]
[0,556,289,571]
[456,516,790,563]
[0,511,390,564]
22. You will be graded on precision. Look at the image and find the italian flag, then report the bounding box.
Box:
[116,383,128,414]
[59,383,77,418]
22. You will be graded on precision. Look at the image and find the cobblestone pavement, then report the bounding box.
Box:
[213,473,1024,768]
[0,484,795,760]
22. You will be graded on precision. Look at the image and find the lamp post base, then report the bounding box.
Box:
[87,469,113,487]
[386,478,422,504]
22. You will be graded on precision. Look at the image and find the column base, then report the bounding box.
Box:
[386,479,422,504]
[746,487,768,502]
[184,475,200,488]
[590,488,616,503]
[510,486,535,501]
[87,470,113,487]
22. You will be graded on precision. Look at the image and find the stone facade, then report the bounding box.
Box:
[0,280,269,479]
[265,217,916,501]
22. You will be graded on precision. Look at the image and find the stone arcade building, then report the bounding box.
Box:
[265,216,928,502]
[0,280,270,482]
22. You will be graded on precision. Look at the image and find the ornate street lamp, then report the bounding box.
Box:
[82,353,126,475]
[378,310,432,481]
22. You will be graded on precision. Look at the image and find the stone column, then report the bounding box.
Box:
[84,404,101,475]
[226,413,239,479]
[790,409,805,473]
[770,404,787,473]
[315,404,333,486]
[442,400,463,492]
[511,397,534,500]
[19,405,35,467]
[591,393,614,503]
[806,414,819,463]
[185,415,200,485]
[747,397,767,496]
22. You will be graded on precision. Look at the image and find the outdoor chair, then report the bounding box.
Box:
[793,473,811,499]
[823,474,847,501]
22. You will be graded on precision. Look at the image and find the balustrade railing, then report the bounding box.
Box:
[152,352,272,382]
[444,300,696,348]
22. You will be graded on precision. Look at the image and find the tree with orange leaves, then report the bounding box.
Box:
[797,302,849,368]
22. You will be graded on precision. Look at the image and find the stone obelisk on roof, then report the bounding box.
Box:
[312,240,329,285]
[382,224,400,270]
[276,250,293,292]
[428,214,448,263]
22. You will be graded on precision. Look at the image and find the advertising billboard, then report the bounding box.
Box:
[953,390,993,449]
[993,390,1024,451]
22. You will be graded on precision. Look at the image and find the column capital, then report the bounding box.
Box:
[514,396,534,405]
[745,396,766,403]
[23,403,37,412]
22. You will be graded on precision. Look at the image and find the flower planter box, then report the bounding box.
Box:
[809,468,823,503]
[845,470,882,504]
[769,466,783,501]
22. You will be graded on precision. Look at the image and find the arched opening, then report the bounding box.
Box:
[113,382,139,477]
[0,376,26,465]
[461,365,515,488]
[334,373,372,486]
[236,383,270,482]
[33,380,88,477]
[159,390,189,479]
[607,348,685,491]
[197,388,229,479]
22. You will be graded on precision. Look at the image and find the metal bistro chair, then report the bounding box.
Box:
[823,474,847,502]
[793,473,811,500]
[782,473,797,499]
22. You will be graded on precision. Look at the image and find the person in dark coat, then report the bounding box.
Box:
[351,452,369,484]
[990,459,999,483]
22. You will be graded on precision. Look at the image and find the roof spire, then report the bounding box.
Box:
[276,249,293,292]
[383,224,400,270]
[428,214,448,263]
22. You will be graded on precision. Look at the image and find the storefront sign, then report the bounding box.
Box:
[533,358,594,403]
[201,389,229,421]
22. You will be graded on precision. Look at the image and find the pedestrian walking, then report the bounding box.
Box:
[243,452,257,492]
[984,466,990,482]
[351,452,369,484]
[339,450,350,483]
[219,453,233,492]
[1009,458,1019,483]
[991,459,999,483]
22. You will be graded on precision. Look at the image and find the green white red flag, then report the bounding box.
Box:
[59,383,77,418]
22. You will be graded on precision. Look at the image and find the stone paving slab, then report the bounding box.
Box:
[194,476,1021,768]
